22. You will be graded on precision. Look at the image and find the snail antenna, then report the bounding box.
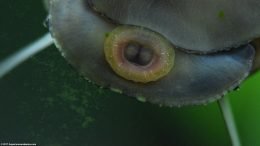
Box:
[0,33,53,78]
[218,96,241,146]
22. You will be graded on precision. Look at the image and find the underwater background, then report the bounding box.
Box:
[0,1,260,146]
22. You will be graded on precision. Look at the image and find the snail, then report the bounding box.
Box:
[46,0,260,107]
[0,1,259,145]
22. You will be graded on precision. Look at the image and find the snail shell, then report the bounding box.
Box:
[87,0,260,53]
[252,38,260,72]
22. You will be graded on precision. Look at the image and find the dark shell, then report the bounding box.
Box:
[49,0,255,106]
[88,0,260,53]
[252,38,260,72]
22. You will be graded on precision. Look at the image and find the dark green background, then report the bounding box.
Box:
[0,1,259,146]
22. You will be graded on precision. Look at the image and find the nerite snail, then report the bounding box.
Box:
[46,0,260,106]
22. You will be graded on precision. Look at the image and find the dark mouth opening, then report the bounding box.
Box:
[124,42,154,66]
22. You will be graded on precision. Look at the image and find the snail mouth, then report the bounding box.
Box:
[104,25,175,83]
[123,42,155,67]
